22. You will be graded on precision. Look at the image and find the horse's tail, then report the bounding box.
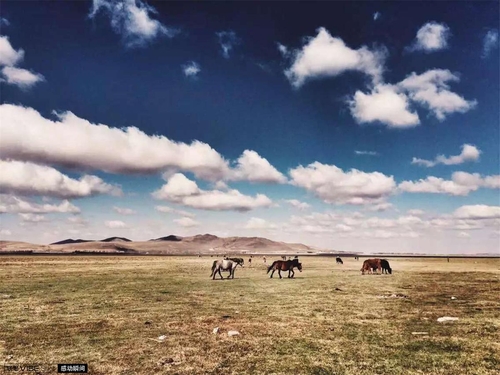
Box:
[267,261,276,274]
[210,260,217,277]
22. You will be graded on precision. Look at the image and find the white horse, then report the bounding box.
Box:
[210,259,243,280]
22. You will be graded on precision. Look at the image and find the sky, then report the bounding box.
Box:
[0,1,499,254]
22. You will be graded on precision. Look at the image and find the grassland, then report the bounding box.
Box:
[1,256,499,375]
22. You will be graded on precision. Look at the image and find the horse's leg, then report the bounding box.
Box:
[218,268,223,280]
[270,268,275,278]
[290,269,295,278]
[278,269,282,279]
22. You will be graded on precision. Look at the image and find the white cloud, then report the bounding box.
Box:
[289,162,396,205]
[0,36,24,66]
[216,31,240,58]
[453,205,500,220]
[89,0,177,48]
[349,84,420,127]
[0,104,230,180]
[19,213,46,223]
[174,217,199,227]
[152,173,273,212]
[399,172,500,196]
[0,104,284,184]
[1,66,44,89]
[355,150,379,156]
[244,217,277,230]
[285,27,387,87]
[113,206,136,215]
[182,61,200,78]
[230,150,287,184]
[277,42,288,57]
[0,229,12,236]
[0,194,80,214]
[0,36,44,89]
[105,220,127,228]
[373,12,381,21]
[0,160,121,199]
[284,199,311,211]
[407,22,451,52]
[68,216,89,226]
[155,205,195,218]
[412,144,481,167]
[0,18,9,27]
[407,209,425,216]
[482,29,498,59]
[398,69,477,121]
[367,202,393,212]
[457,231,470,238]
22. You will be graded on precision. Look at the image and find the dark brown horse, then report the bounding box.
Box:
[267,259,302,279]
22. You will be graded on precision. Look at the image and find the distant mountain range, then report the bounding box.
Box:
[0,234,317,255]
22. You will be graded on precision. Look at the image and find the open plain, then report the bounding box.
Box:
[1,256,499,375]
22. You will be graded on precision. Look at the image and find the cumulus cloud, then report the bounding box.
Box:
[89,0,177,48]
[113,206,136,215]
[229,150,287,184]
[284,27,387,87]
[182,61,200,78]
[407,22,451,52]
[216,31,240,58]
[482,29,499,58]
[0,36,44,89]
[407,209,425,216]
[412,144,481,167]
[152,173,273,212]
[0,160,121,199]
[289,162,396,205]
[0,104,230,180]
[244,217,277,230]
[155,205,195,218]
[174,216,199,227]
[0,104,285,183]
[399,171,500,196]
[0,36,24,66]
[0,195,80,214]
[0,229,12,236]
[1,66,44,89]
[349,84,420,127]
[398,69,477,121]
[355,150,379,156]
[105,220,127,228]
[453,205,500,220]
[367,202,393,212]
[284,199,311,211]
[19,213,46,223]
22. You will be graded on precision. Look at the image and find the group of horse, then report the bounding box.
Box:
[210,256,393,280]
[210,257,302,280]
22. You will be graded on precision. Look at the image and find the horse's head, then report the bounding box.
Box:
[297,262,302,272]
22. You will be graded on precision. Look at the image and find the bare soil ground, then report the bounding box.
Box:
[1,256,499,375]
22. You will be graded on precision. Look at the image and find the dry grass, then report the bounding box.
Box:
[1,256,499,374]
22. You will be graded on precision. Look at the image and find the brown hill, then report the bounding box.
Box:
[0,234,318,255]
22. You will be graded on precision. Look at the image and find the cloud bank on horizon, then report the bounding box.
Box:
[0,1,498,254]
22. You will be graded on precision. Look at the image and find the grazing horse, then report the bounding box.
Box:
[336,257,343,264]
[210,259,243,280]
[381,259,392,274]
[267,259,302,279]
[361,258,383,275]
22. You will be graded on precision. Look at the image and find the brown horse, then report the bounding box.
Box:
[267,259,302,279]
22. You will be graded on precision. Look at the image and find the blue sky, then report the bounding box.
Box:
[0,1,499,254]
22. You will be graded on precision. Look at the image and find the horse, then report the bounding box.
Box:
[336,257,343,264]
[361,258,382,275]
[267,259,302,279]
[210,259,243,280]
[225,257,244,266]
[381,259,392,274]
